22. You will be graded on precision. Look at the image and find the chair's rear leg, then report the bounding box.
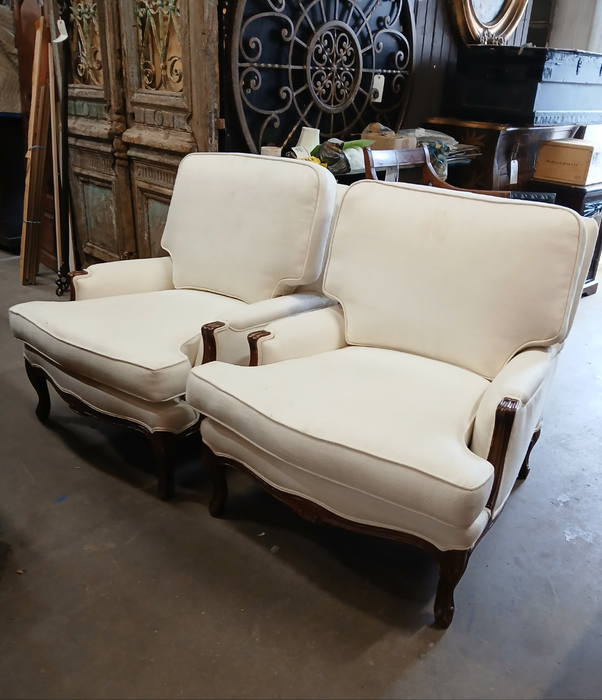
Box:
[24,359,51,423]
[202,443,228,517]
[518,426,542,481]
[150,431,176,501]
[433,549,471,628]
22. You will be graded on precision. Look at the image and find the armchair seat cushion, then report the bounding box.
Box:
[187,346,494,530]
[10,290,245,403]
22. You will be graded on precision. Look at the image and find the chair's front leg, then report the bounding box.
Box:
[518,426,542,481]
[24,359,51,423]
[202,443,228,517]
[150,431,176,501]
[434,549,472,629]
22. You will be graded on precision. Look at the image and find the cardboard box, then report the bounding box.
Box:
[534,139,602,186]
[361,125,416,151]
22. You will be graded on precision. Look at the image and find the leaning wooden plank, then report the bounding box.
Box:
[21,83,50,284]
[26,84,50,284]
[19,17,44,284]
[20,17,50,285]
[48,42,62,265]
[27,46,51,282]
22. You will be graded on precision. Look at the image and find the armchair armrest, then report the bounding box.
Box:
[71,257,174,301]
[249,304,347,366]
[200,293,338,366]
[471,346,562,516]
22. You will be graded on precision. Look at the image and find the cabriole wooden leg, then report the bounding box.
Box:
[518,427,542,481]
[203,443,228,517]
[150,431,176,501]
[433,549,471,629]
[24,359,51,423]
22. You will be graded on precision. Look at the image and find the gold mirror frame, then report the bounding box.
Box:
[449,0,531,44]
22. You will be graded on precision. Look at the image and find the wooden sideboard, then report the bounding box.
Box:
[424,117,577,191]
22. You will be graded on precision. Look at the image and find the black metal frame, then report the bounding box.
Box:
[221,0,415,153]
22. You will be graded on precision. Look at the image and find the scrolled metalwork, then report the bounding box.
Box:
[231,0,414,153]
[306,21,362,112]
[69,1,103,86]
[135,0,183,92]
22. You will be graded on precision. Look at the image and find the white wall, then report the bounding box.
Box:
[549,0,602,51]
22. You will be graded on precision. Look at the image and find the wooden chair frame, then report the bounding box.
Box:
[24,349,201,501]
[202,410,540,628]
[363,144,515,198]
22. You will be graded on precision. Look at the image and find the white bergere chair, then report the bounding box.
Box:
[9,153,337,499]
[186,179,596,627]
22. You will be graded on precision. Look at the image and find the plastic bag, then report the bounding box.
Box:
[315,139,350,175]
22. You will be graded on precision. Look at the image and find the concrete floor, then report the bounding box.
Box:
[0,249,601,700]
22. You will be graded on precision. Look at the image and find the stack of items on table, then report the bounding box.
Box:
[284,123,480,179]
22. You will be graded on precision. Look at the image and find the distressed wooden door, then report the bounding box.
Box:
[51,0,219,264]
[52,1,137,265]
[119,0,220,258]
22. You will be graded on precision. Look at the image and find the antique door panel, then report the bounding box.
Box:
[69,136,123,262]
[57,1,136,265]
[128,150,180,258]
[66,1,136,264]
[119,0,219,258]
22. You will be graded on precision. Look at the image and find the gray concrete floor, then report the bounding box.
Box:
[0,248,601,700]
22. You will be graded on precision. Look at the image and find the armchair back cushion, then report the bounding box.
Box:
[161,153,337,304]
[323,181,591,379]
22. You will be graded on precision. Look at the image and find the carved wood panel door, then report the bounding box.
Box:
[59,1,136,264]
[119,0,219,258]
[56,0,219,264]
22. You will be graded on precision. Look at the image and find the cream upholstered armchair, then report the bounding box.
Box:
[9,153,338,499]
[186,180,596,627]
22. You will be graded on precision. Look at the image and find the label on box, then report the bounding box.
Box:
[534,139,602,186]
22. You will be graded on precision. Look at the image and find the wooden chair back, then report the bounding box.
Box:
[363,144,513,199]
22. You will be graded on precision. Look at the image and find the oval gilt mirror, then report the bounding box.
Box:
[449,0,530,44]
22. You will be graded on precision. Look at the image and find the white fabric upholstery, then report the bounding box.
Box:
[253,305,346,365]
[565,217,600,330]
[185,182,595,555]
[187,347,494,533]
[471,346,561,516]
[161,153,337,303]
[202,419,491,551]
[10,154,341,436]
[209,183,348,366]
[295,184,348,295]
[73,257,174,300]
[25,348,198,434]
[206,182,348,366]
[10,290,245,403]
[210,293,336,365]
[323,181,591,379]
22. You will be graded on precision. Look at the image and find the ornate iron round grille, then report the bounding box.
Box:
[231,0,414,153]
[306,21,362,113]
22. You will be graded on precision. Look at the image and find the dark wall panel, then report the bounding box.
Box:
[403,0,533,128]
